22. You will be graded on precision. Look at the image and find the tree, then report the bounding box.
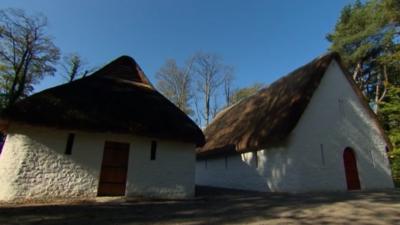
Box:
[327,0,400,112]
[193,52,233,125]
[61,53,89,82]
[223,66,235,106]
[329,0,400,185]
[155,52,235,125]
[382,0,400,23]
[230,83,264,105]
[379,85,400,184]
[155,58,194,115]
[0,8,60,110]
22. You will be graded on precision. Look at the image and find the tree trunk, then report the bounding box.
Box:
[9,52,32,108]
[379,65,389,103]
[374,65,389,114]
[374,73,381,114]
[205,93,210,125]
[352,62,362,81]
[7,49,30,108]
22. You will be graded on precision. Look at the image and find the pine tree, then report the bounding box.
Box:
[328,0,400,185]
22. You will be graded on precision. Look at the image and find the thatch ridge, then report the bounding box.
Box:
[2,56,205,146]
[197,52,388,158]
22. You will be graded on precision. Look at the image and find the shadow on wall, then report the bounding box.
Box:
[243,148,294,192]
[197,95,393,192]
[338,98,392,180]
[197,146,294,192]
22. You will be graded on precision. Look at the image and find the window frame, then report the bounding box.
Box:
[65,133,75,155]
[150,140,157,160]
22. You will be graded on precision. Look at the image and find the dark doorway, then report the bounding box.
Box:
[98,141,130,196]
[343,147,361,190]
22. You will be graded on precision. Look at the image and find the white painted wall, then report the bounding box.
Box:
[196,60,394,192]
[0,124,195,201]
[126,140,195,199]
[196,149,299,192]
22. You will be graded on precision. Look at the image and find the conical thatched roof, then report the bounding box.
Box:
[197,52,390,157]
[2,56,205,146]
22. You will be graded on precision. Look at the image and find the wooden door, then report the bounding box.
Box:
[98,141,130,196]
[343,147,361,190]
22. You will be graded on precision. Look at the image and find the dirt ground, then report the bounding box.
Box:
[0,187,400,225]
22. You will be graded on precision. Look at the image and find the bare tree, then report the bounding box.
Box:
[155,52,235,126]
[211,93,220,119]
[193,94,203,126]
[0,8,60,109]
[193,52,229,125]
[223,66,234,106]
[61,53,89,82]
[155,58,194,115]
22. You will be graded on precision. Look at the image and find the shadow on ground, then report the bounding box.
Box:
[0,186,399,225]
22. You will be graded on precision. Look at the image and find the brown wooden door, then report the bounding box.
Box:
[343,147,361,190]
[98,141,130,196]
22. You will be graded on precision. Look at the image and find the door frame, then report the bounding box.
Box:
[343,147,361,191]
[97,141,130,196]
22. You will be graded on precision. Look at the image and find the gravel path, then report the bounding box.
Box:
[0,187,399,225]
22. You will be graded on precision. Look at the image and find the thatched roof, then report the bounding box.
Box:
[1,56,205,146]
[197,52,390,158]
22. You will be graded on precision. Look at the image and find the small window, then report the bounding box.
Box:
[150,141,157,160]
[65,133,75,155]
[320,144,326,166]
[370,148,376,167]
[385,146,392,164]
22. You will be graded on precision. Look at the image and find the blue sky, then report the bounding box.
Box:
[1,0,354,92]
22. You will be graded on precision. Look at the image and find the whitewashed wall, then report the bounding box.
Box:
[126,140,195,199]
[0,124,195,201]
[196,60,394,192]
[196,149,298,192]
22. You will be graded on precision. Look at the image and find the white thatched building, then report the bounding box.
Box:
[0,56,204,201]
[196,53,393,192]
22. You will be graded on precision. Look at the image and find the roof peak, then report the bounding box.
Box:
[90,55,152,86]
[112,55,137,64]
[2,55,204,145]
[198,52,342,157]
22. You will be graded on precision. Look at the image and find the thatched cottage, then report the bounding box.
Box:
[196,53,394,192]
[0,56,204,201]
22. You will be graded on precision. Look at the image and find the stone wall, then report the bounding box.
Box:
[0,125,195,201]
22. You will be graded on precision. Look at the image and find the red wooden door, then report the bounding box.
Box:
[343,147,361,190]
[98,141,130,196]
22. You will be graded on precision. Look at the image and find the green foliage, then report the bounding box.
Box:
[382,0,400,23]
[328,0,385,65]
[327,0,400,98]
[379,86,400,183]
[61,53,88,82]
[0,64,9,109]
[329,0,400,185]
[0,8,60,111]
[230,83,264,105]
[380,86,400,139]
